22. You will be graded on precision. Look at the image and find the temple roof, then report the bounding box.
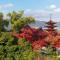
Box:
[46,29,56,31]
[46,20,56,24]
[45,25,57,28]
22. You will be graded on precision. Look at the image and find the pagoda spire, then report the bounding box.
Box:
[50,14,52,20]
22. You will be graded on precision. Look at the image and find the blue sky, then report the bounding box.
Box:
[0,0,60,22]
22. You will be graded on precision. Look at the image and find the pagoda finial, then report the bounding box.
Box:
[50,14,52,20]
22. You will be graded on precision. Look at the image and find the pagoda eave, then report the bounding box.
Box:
[46,29,56,31]
[46,22,56,24]
[45,26,57,27]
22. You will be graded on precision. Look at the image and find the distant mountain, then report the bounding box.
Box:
[56,22,60,28]
[29,21,60,28]
[6,20,60,31]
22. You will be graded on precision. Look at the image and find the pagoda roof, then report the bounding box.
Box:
[46,29,56,31]
[46,20,56,24]
[45,25,57,28]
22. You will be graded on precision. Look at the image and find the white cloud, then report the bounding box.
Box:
[0,6,2,8]
[24,9,31,12]
[24,9,50,21]
[24,9,60,22]
[54,8,60,12]
[49,4,56,9]
[4,3,14,8]
[0,3,14,9]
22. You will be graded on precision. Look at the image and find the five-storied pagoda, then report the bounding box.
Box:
[45,15,57,36]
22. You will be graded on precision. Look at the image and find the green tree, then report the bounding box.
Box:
[7,11,35,32]
[0,32,35,60]
[17,38,35,60]
[0,12,4,31]
[0,12,9,32]
[0,11,36,60]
